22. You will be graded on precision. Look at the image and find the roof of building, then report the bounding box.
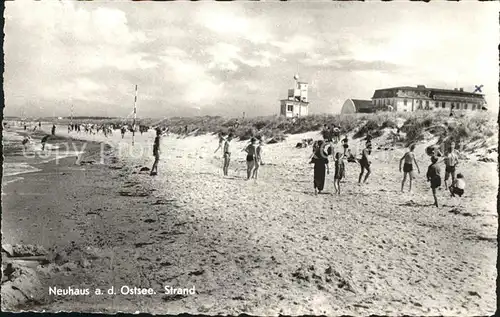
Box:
[372,86,484,99]
[280,99,309,104]
[351,99,373,110]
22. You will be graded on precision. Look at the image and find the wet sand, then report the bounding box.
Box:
[1,128,497,315]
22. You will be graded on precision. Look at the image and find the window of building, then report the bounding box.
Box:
[464,104,468,110]
[404,99,407,106]
[472,104,476,110]
[287,104,293,112]
[442,102,446,108]
[425,101,429,109]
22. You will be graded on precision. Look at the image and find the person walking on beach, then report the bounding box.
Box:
[333,152,345,194]
[399,144,420,192]
[427,156,442,207]
[222,134,233,176]
[51,124,56,136]
[243,138,258,181]
[311,140,329,194]
[150,128,161,176]
[38,122,41,129]
[341,135,349,156]
[214,132,226,154]
[41,135,50,151]
[22,136,31,150]
[444,142,459,189]
[252,138,264,179]
[121,126,126,139]
[358,144,372,184]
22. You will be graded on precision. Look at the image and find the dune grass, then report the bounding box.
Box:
[48,110,495,148]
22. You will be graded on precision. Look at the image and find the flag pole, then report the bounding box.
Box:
[132,85,138,146]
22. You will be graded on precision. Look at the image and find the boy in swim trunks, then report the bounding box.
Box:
[427,156,441,207]
[223,134,233,176]
[444,142,459,189]
[358,145,371,184]
[333,152,345,194]
[449,173,465,197]
[399,144,420,192]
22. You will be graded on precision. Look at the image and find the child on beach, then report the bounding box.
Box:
[252,138,264,180]
[449,173,466,197]
[222,134,233,176]
[243,138,258,180]
[334,152,345,194]
[444,142,459,189]
[426,156,442,207]
[150,128,161,176]
[51,124,56,136]
[358,145,372,184]
[399,144,420,192]
[121,126,126,139]
[342,135,349,156]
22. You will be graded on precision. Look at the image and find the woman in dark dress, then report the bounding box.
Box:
[311,140,329,195]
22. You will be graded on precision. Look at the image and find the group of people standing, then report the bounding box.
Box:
[215,132,263,180]
[400,141,465,207]
[310,134,373,195]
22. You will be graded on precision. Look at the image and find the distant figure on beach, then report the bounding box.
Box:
[22,136,31,150]
[222,134,233,176]
[184,125,188,135]
[358,144,372,184]
[341,135,349,156]
[38,122,41,129]
[68,124,72,133]
[121,126,126,139]
[427,156,441,207]
[41,135,50,151]
[243,138,258,181]
[24,124,27,131]
[444,142,459,189]
[214,132,226,154]
[399,144,420,192]
[51,124,56,136]
[252,138,264,179]
[333,152,345,194]
[150,128,161,176]
[449,173,465,197]
[311,140,329,195]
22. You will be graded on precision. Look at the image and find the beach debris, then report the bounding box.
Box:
[139,167,150,172]
[78,160,95,165]
[467,291,481,298]
[188,269,205,276]
[2,244,48,258]
[118,190,150,197]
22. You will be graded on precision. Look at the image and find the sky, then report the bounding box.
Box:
[4,1,499,118]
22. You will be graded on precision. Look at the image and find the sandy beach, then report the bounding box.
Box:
[2,125,497,315]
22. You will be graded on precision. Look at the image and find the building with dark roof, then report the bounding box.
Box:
[371,85,487,112]
[341,99,375,114]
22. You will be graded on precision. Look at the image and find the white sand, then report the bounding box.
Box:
[38,127,497,315]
